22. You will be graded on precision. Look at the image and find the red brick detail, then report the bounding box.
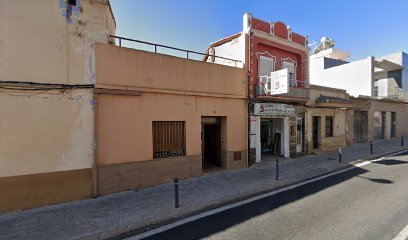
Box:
[274,22,288,40]
[292,32,305,46]
[251,18,270,34]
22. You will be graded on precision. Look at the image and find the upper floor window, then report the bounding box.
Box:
[282,61,296,87]
[258,56,275,95]
[258,56,275,79]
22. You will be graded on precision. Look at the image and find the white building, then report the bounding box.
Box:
[309,39,404,99]
[377,52,408,101]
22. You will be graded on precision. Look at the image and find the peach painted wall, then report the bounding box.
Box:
[97,92,247,165]
[95,44,246,98]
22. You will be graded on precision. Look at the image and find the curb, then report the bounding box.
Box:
[108,147,408,240]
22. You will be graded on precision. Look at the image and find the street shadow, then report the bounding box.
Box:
[137,166,394,240]
[358,176,393,184]
[374,159,408,166]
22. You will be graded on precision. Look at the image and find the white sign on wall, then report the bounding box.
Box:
[250,116,257,148]
[254,103,295,116]
[270,68,289,95]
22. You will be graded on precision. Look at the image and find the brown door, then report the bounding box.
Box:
[202,122,221,169]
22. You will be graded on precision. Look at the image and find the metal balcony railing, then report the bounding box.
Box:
[109,35,242,67]
[256,77,305,96]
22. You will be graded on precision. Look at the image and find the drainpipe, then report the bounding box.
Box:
[92,91,98,197]
[247,31,252,166]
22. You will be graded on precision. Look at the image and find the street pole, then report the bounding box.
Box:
[338,147,342,163]
[174,178,179,208]
[276,158,280,180]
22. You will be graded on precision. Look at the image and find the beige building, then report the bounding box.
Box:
[352,97,408,143]
[0,0,115,213]
[94,43,248,195]
[305,85,352,153]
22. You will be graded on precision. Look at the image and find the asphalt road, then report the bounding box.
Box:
[131,152,408,240]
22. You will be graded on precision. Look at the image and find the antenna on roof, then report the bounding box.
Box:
[308,40,317,48]
[312,37,335,54]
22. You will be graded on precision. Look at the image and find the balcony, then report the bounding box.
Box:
[109,35,243,67]
[255,78,309,102]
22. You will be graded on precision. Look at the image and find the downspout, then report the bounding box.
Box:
[92,91,98,197]
[247,31,252,166]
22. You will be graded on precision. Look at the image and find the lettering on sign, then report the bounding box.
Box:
[254,103,295,116]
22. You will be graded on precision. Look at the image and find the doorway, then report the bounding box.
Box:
[260,118,283,159]
[354,111,368,143]
[202,117,222,172]
[391,112,396,138]
[296,117,304,153]
[312,116,320,149]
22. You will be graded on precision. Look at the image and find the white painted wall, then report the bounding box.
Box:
[208,34,244,68]
[310,54,373,97]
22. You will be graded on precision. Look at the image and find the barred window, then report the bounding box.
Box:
[153,121,185,159]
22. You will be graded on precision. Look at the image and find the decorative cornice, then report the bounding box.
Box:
[252,30,309,53]
[281,57,297,64]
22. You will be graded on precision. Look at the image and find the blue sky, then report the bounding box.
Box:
[109,0,408,61]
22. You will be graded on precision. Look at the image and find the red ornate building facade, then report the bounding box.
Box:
[205,13,310,163]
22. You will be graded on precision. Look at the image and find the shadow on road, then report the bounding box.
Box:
[358,176,394,184]
[374,159,408,166]
[137,165,394,240]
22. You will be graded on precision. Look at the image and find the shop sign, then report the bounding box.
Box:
[269,68,289,95]
[254,103,295,116]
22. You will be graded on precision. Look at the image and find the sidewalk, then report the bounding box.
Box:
[0,139,407,240]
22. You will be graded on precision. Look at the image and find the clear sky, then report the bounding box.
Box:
[109,0,408,61]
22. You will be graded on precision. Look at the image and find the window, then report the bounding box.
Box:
[258,56,274,77]
[282,61,296,87]
[258,56,274,95]
[325,116,333,137]
[153,121,185,159]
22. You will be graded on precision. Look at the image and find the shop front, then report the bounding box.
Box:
[250,102,305,162]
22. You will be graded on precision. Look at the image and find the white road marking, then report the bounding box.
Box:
[126,150,408,240]
[393,224,408,240]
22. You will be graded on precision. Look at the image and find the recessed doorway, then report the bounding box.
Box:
[312,116,320,149]
[202,117,222,172]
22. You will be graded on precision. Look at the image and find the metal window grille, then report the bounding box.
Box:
[153,121,186,159]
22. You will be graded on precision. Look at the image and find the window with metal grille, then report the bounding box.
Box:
[153,121,186,159]
[325,116,333,137]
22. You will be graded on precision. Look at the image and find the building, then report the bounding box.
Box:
[309,39,408,143]
[94,41,248,195]
[306,85,352,153]
[309,38,404,99]
[377,51,408,101]
[351,97,408,142]
[0,0,115,213]
[205,13,310,162]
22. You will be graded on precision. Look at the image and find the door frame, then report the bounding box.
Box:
[201,117,222,170]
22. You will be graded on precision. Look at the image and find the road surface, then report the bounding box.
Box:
[124,152,408,240]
